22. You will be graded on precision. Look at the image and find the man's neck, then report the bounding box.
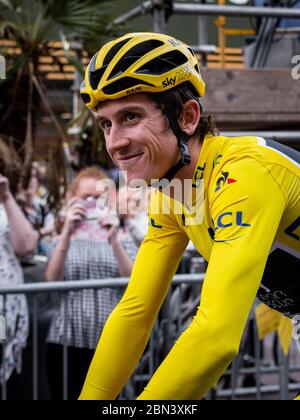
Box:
[176,137,202,183]
[159,136,203,201]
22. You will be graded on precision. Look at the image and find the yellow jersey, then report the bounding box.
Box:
[79,135,300,400]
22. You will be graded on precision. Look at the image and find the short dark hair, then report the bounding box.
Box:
[149,81,219,141]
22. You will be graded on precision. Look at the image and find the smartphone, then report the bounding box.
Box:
[72,197,110,240]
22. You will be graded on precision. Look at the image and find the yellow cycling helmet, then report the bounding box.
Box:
[80,32,205,110]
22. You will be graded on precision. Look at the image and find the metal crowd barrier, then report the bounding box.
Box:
[1,270,300,400]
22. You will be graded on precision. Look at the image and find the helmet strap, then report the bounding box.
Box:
[150,94,192,187]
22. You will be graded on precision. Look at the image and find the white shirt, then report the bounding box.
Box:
[0,204,29,382]
[46,235,138,349]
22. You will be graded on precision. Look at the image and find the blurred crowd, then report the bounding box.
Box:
[1,142,297,400]
[0,141,151,400]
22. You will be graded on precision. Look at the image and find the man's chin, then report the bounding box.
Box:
[120,170,150,186]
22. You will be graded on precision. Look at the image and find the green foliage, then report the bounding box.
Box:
[0,0,123,207]
[0,0,122,56]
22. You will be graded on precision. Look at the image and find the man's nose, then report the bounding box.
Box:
[106,126,131,156]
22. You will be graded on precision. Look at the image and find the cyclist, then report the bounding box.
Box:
[79,32,300,400]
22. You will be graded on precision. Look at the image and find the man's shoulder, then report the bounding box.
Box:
[206,135,265,170]
[214,135,263,154]
[206,136,273,202]
[210,135,300,174]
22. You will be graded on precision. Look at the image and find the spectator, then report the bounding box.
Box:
[44,167,138,400]
[20,166,42,225]
[16,165,55,256]
[0,171,38,398]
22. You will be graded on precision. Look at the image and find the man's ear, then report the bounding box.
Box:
[179,100,201,136]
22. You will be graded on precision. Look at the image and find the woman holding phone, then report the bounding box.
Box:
[45,166,138,400]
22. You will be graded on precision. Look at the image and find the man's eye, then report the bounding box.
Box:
[125,113,137,122]
[101,121,111,130]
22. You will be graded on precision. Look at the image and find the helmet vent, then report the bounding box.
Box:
[80,93,91,104]
[103,38,133,66]
[88,38,134,90]
[103,77,154,95]
[108,40,164,80]
[90,66,107,90]
[188,48,195,57]
[87,53,107,90]
[136,50,188,75]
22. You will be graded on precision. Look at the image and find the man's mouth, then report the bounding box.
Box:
[117,153,144,163]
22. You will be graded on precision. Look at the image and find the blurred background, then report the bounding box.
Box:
[0,0,299,401]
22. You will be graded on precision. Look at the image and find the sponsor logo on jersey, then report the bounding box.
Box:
[215,171,237,192]
[213,154,223,169]
[208,212,251,241]
[257,289,295,316]
[216,211,251,229]
[149,218,163,229]
[193,164,206,188]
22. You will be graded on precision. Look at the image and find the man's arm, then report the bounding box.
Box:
[79,193,189,400]
[137,157,286,400]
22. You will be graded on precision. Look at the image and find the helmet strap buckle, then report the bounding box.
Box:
[180,139,191,166]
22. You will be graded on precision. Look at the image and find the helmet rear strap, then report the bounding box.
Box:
[154,93,192,183]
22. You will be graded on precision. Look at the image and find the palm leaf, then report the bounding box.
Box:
[0,0,14,10]
[0,0,121,206]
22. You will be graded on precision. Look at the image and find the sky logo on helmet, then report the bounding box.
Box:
[162,76,177,88]
[162,64,194,88]
[176,64,194,85]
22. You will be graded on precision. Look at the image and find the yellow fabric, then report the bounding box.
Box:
[277,315,293,356]
[255,304,293,356]
[79,135,300,400]
[255,304,282,340]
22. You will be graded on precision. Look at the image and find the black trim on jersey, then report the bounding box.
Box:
[265,139,300,165]
[258,248,300,317]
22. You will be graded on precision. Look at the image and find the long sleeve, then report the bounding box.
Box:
[79,193,189,400]
[137,157,286,400]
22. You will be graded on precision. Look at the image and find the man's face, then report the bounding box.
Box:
[97,94,180,184]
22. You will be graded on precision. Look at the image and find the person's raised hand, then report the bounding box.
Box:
[0,174,11,204]
[100,212,120,244]
[62,197,86,237]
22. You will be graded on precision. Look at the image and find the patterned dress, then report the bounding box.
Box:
[0,204,29,382]
[46,235,138,349]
